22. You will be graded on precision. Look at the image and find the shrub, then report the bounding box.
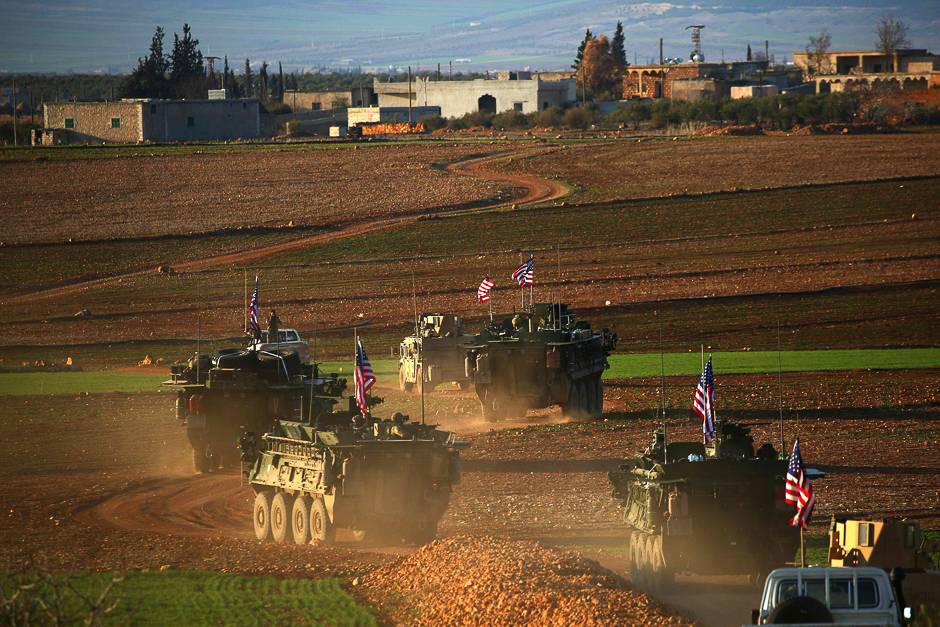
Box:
[286,119,302,135]
[491,109,530,130]
[418,114,446,131]
[448,110,493,130]
[0,120,41,145]
[267,102,292,115]
[536,106,564,128]
[563,104,601,130]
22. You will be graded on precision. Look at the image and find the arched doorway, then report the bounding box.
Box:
[478,94,496,114]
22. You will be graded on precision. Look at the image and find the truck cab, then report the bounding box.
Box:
[249,328,310,364]
[752,566,908,625]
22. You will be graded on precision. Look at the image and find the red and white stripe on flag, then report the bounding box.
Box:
[786,438,816,528]
[355,340,376,414]
[693,357,715,444]
[478,277,494,303]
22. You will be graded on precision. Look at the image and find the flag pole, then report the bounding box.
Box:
[520,252,524,309]
[420,340,426,425]
[659,312,667,463]
[556,244,561,330]
[778,320,785,456]
[800,527,805,568]
[529,255,533,309]
[244,270,248,334]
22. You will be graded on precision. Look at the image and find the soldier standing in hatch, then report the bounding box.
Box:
[267,309,281,344]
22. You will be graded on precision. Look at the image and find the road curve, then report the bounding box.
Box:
[4,145,568,305]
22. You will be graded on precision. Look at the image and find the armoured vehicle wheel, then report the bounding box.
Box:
[629,532,641,586]
[291,495,312,545]
[253,491,273,541]
[767,596,833,624]
[311,498,334,545]
[458,380,472,391]
[584,379,597,416]
[193,448,210,473]
[399,367,414,393]
[595,377,604,415]
[563,381,581,418]
[270,493,294,543]
[352,528,367,542]
[650,536,673,594]
[413,518,438,546]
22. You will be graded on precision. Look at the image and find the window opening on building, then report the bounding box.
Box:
[64,118,75,129]
[513,102,523,111]
[311,102,322,111]
[187,116,195,128]
[111,118,121,129]
[478,94,496,114]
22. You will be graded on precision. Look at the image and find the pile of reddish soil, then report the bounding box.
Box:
[791,123,891,135]
[361,535,698,627]
[694,125,765,136]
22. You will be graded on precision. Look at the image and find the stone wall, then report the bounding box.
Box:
[44,102,143,143]
[623,65,703,99]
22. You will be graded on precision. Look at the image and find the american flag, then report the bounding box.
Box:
[248,276,261,339]
[355,340,376,414]
[512,257,534,287]
[693,356,716,444]
[786,438,816,528]
[478,277,494,303]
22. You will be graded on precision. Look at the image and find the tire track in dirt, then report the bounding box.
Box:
[3,146,567,306]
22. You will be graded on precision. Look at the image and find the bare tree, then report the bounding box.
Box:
[805,30,833,76]
[875,15,911,72]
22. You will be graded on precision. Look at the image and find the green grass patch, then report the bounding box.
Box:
[608,348,940,378]
[1,570,376,627]
[0,372,166,396]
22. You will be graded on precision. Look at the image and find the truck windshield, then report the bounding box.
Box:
[775,577,879,609]
[261,331,294,343]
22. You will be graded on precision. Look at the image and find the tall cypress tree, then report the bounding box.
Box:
[612,21,627,68]
[243,59,253,98]
[121,26,170,98]
[169,23,205,97]
[573,28,593,69]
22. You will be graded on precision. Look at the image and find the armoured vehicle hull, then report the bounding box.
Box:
[464,303,616,422]
[244,409,466,546]
[609,422,799,593]
[163,347,346,473]
[399,313,474,392]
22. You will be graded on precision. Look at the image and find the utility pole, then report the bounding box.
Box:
[659,38,663,65]
[449,61,452,80]
[12,75,17,147]
[407,66,412,123]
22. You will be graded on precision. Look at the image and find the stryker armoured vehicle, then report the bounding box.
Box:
[608,421,800,593]
[398,313,474,392]
[164,347,348,473]
[464,303,616,422]
[241,404,468,546]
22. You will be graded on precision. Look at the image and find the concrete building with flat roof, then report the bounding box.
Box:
[791,49,940,93]
[373,72,576,118]
[42,97,276,144]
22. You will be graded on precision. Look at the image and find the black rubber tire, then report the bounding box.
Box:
[767,596,834,624]
[595,377,604,415]
[258,350,302,378]
[650,536,674,594]
[193,447,210,473]
[291,495,312,545]
[398,367,414,393]
[563,380,581,418]
[216,349,257,370]
[270,492,294,543]
[253,491,273,541]
[629,532,641,587]
[311,498,334,545]
[584,378,597,417]
[413,518,438,546]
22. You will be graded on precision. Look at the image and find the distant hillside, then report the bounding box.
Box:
[1,0,936,74]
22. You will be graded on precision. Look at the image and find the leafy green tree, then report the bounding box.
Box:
[573,28,593,69]
[169,24,206,98]
[121,26,170,98]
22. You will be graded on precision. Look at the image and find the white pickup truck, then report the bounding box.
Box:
[248,329,310,364]
[749,566,911,626]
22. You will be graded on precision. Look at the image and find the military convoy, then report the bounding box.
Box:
[164,345,323,472]
[398,313,474,392]
[608,421,801,593]
[463,303,617,422]
[242,404,468,546]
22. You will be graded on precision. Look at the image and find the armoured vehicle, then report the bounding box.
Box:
[463,303,617,422]
[829,515,940,617]
[608,421,801,593]
[164,346,344,473]
[399,313,474,392]
[242,403,468,546]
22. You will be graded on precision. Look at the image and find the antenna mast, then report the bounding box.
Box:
[685,25,706,62]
